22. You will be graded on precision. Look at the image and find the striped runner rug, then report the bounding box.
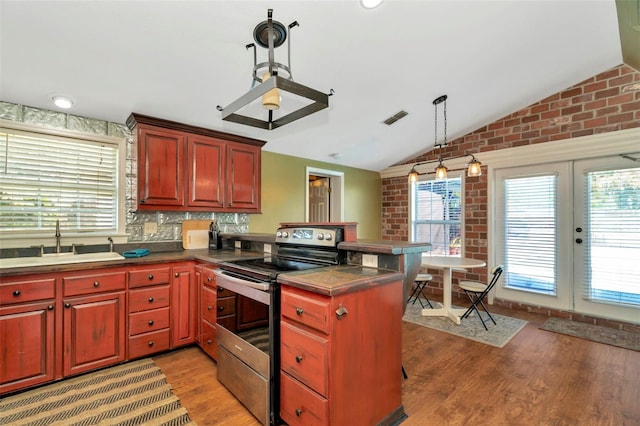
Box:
[0,358,196,425]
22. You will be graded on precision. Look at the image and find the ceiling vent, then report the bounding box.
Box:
[383,110,408,125]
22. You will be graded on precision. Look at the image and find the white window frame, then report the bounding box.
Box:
[410,169,464,256]
[0,120,127,248]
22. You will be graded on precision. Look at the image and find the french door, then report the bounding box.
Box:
[495,156,640,323]
[573,157,640,323]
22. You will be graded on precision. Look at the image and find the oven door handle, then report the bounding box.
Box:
[213,270,271,305]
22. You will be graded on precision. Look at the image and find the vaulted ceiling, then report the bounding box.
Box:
[0,1,633,172]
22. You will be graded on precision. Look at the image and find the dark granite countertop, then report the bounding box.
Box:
[0,249,266,277]
[338,240,432,255]
[277,265,403,297]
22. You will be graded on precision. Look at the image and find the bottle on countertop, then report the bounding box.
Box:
[209,220,223,250]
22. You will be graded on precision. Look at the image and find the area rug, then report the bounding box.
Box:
[0,358,196,425]
[540,317,640,351]
[403,302,528,348]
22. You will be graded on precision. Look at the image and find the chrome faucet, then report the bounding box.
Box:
[55,220,61,253]
[107,237,114,253]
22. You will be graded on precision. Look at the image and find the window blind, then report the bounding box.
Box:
[584,167,640,306]
[0,129,118,233]
[503,174,557,294]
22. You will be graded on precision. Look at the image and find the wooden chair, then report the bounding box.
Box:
[459,265,504,330]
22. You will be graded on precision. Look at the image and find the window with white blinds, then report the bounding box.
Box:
[0,129,119,234]
[503,174,558,294]
[583,167,640,306]
[411,176,462,256]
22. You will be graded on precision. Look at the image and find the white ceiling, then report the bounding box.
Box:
[0,0,623,172]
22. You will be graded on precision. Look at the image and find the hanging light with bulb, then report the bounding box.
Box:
[407,94,484,182]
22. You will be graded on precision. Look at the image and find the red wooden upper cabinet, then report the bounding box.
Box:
[137,126,185,209]
[127,113,264,212]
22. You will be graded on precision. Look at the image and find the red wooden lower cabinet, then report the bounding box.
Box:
[280,280,405,426]
[171,265,197,348]
[0,301,56,394]
[63,291,126,377]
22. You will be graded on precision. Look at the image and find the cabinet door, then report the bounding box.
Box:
[0,301,56,394]
[137,125,186,209]
[226,142,261,212]
[63,292,125,376]
[171,265,197,348]
[188,135,226,208]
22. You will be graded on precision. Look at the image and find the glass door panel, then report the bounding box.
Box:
[573,157,640,323]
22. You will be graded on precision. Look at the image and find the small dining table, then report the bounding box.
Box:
[420,256,486,325]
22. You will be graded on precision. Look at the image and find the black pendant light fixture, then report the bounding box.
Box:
[217,9,333,130]
[408,94,483,182]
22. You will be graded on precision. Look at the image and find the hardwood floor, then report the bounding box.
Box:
[154,298,640,425]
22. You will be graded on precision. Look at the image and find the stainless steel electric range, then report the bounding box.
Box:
[214,226,346,425]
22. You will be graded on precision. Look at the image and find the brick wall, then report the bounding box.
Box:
[381,64,640,307]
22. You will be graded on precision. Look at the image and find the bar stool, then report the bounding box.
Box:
[407,273,433,309]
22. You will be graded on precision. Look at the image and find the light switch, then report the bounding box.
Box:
[362,254,378,268]
[144,222,157,234]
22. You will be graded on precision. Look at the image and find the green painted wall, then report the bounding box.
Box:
[249,151,382,239]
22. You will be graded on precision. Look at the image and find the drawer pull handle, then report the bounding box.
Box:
[13,290,21,296]
[295,355,303,363]
[336,304,349,320]
[65,303,71,308]
[207,339,213,344]
[148,297,154,302]
[207,305,213,311]
[295,409,303,417]
[175,273,179,278]
[218,306,224,312]
[148,341,154,347]
[295,308,304,316]
[148,320,154,326]
[217,287,224,292]
[148,274,154,280]
[48,305,54,310]
[208,276,213,282]
[93,281,100,287]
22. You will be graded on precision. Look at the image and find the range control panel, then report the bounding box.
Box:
[275,227,341,248]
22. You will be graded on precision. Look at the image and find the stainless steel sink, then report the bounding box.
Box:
[0,252,125,269]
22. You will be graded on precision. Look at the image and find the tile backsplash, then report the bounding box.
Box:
[0,101,248,243]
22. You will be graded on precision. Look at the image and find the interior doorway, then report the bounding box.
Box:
[306,167,344,222]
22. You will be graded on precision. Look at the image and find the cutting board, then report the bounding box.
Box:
[182,220,211,249]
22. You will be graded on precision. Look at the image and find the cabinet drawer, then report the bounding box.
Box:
[282,289,330,334]
[202,285,217,323]
[129,307,170,336]
[0,278,56,305]
[201,267,217,287]
[63,272,126,297]
[128,268,171,288]
[281,320,329,397]
[128,285,170,312]
[128,329,170,359]
[217,315,236,332]
[216,296,236,316]
[200,319,218,360]
[280,372,328,426]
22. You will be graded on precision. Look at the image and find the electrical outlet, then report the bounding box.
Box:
[144,222,157,234]
[264,244,271,254]
[235,240,242,249]
[362,254,378,268]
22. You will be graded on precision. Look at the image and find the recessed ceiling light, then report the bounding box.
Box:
[52,95,74,109]
[361,0,383,9]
